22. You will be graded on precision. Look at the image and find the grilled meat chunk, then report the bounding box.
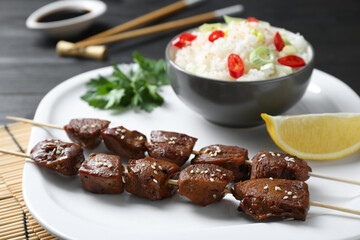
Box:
[79,153,124,194]
[178,164,234,206]
[192,145,249,181]
[64,118,110,149]
[101,126,147,159]
[146,130,197,166]
[232,178,310,221]
[30,139,84,176]
[124,157,181,200]
[250,151,312,181]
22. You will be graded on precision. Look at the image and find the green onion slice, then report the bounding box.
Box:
[283,45,297,55]
[275,64,293,74]
[224,15,246,24]
[260,63,275,71]
[250,46,275,66]
[280,34,291,45]
[199,23,225,33]
[251,29,265,43]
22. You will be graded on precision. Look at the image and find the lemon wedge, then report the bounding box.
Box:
[261,113,360,160]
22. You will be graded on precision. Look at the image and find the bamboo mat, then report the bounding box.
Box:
[0,123,57,240]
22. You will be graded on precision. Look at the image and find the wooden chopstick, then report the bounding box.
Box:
[76,0,204,44]
[75,5,244,48]
[57,0,207,60]
[56,4,243,59]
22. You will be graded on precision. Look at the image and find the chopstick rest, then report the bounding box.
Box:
[56,41,107,60]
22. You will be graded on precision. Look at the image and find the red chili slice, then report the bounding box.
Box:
[247,17,259,23]
[208,30,225,42]
[274,32,285,51]
[278,55,306,67]
[228,54,244,78]
[172,33,197,49]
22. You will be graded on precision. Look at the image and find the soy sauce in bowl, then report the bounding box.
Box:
[37,8,90,23]
[26,0,107,38]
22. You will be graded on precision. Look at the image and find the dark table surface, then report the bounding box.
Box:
[1,0,359,125]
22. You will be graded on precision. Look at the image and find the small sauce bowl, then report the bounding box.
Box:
[26,0,107,39]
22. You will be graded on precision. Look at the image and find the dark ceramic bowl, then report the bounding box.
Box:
[165,35,314,128]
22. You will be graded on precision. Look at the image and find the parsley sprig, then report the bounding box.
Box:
[81,52,169,112]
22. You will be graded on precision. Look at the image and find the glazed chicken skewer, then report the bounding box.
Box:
[6,116,360,187]
[0,146,360,221]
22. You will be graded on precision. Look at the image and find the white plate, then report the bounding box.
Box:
[23,68,360,240]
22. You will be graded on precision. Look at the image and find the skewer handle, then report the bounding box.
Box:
[309,172,360,186]
[77,0,204,44]
[223,188,231,194]
[6,116,64,130]
[245,160,252,165]
[310,201,360,216]
[0,148,29,158]
[167,179,179,185]
[192,150,199,155]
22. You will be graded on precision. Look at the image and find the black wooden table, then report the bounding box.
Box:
[1,0,359,125]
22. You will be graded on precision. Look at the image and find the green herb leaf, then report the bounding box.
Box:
[81,52,169,112]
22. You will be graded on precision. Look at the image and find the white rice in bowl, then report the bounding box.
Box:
[173,18,310,81]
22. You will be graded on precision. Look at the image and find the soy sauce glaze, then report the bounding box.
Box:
[37,8,90,23]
